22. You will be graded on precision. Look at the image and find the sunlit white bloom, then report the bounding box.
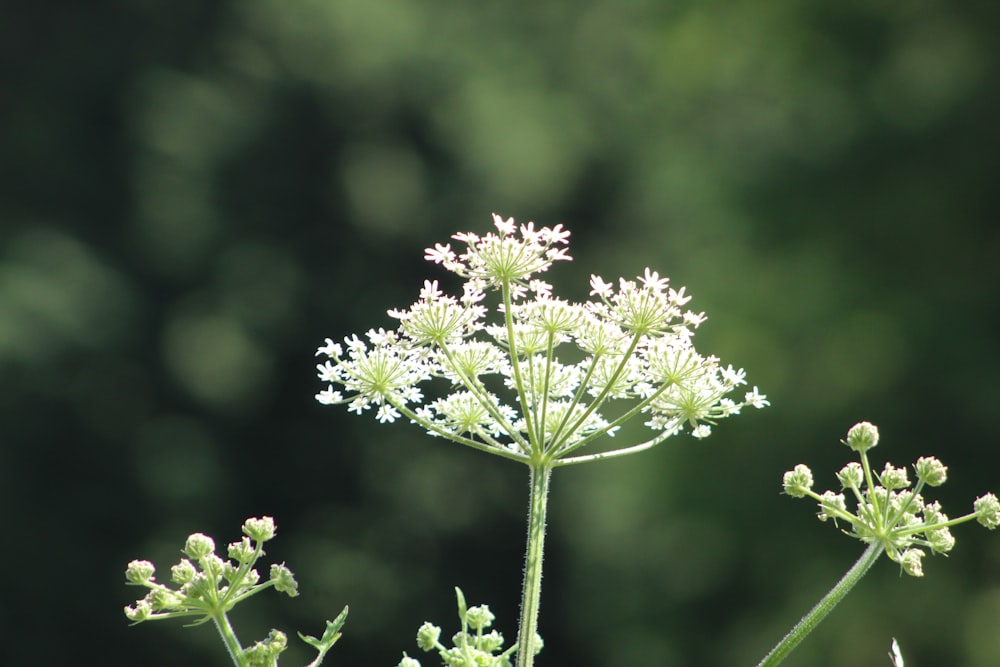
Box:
[376,404,401,423]
[425,243,456,265]
[589,275,614,298]
[315,387,342,405]
[487,213,514,236]
[419,280,444,301]
[691,424,712,439]
[543,223,571,245]
[528,279,553,299]
[317,215,766,464]
[683,310,707,327]
[720,365,747,386]
[639,268,670,291]
[744,386,769,409]
[315,338,341,357]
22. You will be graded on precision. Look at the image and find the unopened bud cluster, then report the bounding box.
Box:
[124,516,297,623]
[398,587,537,667]
[782,422,1000,576]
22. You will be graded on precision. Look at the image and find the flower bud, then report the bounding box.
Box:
[817,491,847,522]
[171,559,197,585]
[243,516,277,543]
[478,630,504,652]
[836,462,864,489]
[782,464,813,498]
[184,533,216,560]
[124,599,153,622]
[148,587,184,612]
[245,629,287,667]
[186,572,214,600]
[880,463,910,490]
[416,622,441,652]
[974,493,1000,529]
[125,560,156,585]
[228,537,256,563]
[270,563,299,597]
[845,421,879,452]
[927,527,955,554]
[398,655,422,667]
[465,604,495,631]
[236,566,260,588]
[914,457,947,486]
[899,548,924,577]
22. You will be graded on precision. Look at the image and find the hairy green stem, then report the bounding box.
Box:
[757,542,884,667]
[212,612,247,667]
[517,463,552,667]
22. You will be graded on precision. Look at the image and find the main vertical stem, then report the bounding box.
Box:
[517,462,552,667]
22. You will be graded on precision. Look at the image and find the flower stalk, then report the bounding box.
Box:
[315,214,768,666]
[517,463,552,667]
[756,542,884,667]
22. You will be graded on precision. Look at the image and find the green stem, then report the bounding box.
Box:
[516,462,552,667]
[211,612,247,667]
[757,542,884,667]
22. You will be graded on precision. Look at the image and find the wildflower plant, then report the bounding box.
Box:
[122,215,1000,666]
[124,517,348,667]
[314,214,768,666]
[396,587,535,667]
[758,422,1000,666]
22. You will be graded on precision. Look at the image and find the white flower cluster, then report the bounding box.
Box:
[316,214,767,466]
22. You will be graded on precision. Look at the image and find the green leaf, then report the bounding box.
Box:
[299,606,349,667]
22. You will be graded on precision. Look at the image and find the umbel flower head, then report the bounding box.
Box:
[124,517,299,624]
[316,214,767,466]
[782,422,1000,576]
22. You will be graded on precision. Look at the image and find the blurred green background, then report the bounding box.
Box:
[2,0,999,665]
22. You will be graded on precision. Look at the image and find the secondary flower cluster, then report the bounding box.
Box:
[782,422,1000,576]
[316,214,767,465]
[397,587,535,667]
[124,516,298,623]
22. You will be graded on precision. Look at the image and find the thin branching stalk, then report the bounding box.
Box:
[757,542,884,667]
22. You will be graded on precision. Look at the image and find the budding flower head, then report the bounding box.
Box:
[465,604,495,631]
[243,516,277,543]
[975,493,1000,529]
[124,599,153,623]
[125,517,308,634]
[416,622,442,651]
[899,549,924,577]
[228,537,256,563]
[270,563,299,597]
[836,461,864,489]
[879,462,910,491]
[171,559,197,585]
[782,464,814,498]
[844,421,879,452]
[183,533,216,560]
[125,560,155,585]
[915,457,947,486]
[784,421,994,577]
[244,629,288,667]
